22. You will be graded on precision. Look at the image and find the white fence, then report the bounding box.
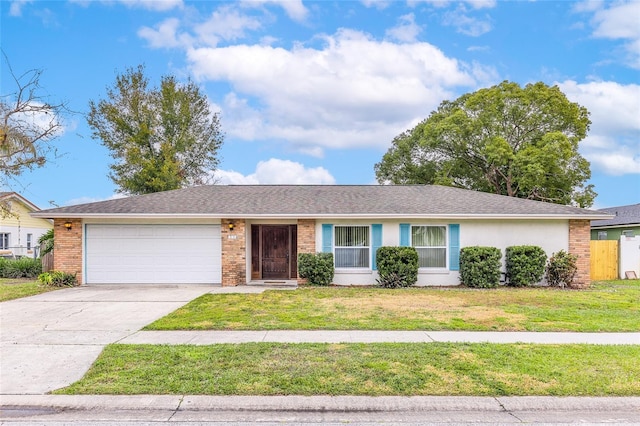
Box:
[619,236,640,279]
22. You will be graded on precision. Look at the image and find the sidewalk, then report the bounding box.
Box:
[118,330,640,345]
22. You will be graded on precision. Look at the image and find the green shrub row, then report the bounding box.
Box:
[459,246,578,288]
[0,257,42,279]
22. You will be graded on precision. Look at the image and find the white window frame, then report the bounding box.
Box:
[410,225,448,270]
[27,233,33,250]
[597,231,608,240]
[334,225,371,270]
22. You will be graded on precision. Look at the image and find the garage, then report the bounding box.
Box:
[85,224,221,284]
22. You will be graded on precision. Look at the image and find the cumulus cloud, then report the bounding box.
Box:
[213,159,336,184]
[580,1,640,69]
[138,18,188,48]
[559,80,640,175]
[187,28,485,155]
[442,6,492,37]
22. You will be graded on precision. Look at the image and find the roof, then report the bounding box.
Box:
[591,203,640,228]
[31,185,612,220]
[0,192,41,212]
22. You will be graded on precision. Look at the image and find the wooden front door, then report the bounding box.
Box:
[251,225,297,280]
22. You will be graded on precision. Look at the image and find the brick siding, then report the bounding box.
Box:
[53,218,83,284]
[296,219,316,285]
[221,219,246,286]
[568,219,591,288]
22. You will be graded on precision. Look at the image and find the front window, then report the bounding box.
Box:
[597,231,607,240]
[335,226,370,268]
[27,234,33,250]
[0,233,9,250]
[411,225,447,268]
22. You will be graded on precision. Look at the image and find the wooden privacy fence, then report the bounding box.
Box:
[40,242,53,272]
[590,240,618,280]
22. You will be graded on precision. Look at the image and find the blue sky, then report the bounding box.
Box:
[2,0,639,210]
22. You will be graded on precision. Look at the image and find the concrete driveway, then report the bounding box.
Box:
[0,285,219,395]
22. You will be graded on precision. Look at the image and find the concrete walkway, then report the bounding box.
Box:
[120,330,640,345]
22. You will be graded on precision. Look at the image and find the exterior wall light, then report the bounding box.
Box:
[64,221,73,231]
[228,222,235,231]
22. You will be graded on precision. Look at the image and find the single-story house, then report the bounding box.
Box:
[0,192,53,258]
[591,203,640,240]
[31,185,612,287]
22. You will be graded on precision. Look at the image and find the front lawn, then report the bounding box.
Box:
[0,278,55,302]
[55,342,640,396]
[146,280,640,332]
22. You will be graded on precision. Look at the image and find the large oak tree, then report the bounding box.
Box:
[375,81,595,207]
[88,65,224,195]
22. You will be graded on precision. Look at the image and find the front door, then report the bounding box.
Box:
[251,225,297,280]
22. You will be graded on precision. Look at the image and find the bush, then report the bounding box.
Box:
[505,245,547,287]
[459,246,502,288]
[545,250,578,288]
[376,246,419,288]
[38,229,54,256]
[298,252,334,286]
[38,271,78,287]
[0,257,42,278]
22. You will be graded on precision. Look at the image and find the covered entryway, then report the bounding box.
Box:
[251,225,297,280]
[85,224,221,284]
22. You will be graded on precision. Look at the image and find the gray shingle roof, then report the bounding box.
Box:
[31,185,611,219]
[591,203,640,228]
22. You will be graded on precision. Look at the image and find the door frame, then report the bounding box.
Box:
[251,224,297,280]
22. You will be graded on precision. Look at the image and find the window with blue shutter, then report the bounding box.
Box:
[371,224,382,270]
[449,224,460,271]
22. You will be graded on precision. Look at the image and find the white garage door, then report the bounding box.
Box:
[85,224,221,284]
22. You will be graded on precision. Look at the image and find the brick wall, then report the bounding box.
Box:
[568,219,591,288]
[296,219,316,285]
[221,219,246,286]
[53,218,83,284]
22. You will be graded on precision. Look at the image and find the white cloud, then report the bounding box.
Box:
[442,6,492,37]
[408,0,496,10]
[9,0,33,16]
[385,13,422,43]
[361,0,392,10]
[65,193,125,207]
[138,18,187,48]
[115,0,183,11]
[195,5,262,46]
[214,159,336,184]
[581,1,640,69]
[240,0,308,23]
[559,80,640,176]
[187,28,482,155]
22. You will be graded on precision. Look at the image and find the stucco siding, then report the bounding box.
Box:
[315,219,569,287]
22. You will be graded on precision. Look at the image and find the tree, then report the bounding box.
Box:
[375,81,596,207]
[1,53,67,189]
[87,65,224,195]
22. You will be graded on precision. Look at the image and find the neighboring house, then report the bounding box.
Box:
[31,185,611,287]
[0,192,53,258]
[591,203,640,240]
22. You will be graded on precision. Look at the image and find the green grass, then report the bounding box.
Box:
[0,278,55,302]
[146,280,640,332]
[55,343,640,396]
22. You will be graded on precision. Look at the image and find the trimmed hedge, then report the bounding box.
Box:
[459,246,502,288]
[375,246,419,288]
[298,252,334,286]
[505,245,547,287]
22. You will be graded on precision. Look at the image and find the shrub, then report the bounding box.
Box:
[459,246,502,288]
[298,252,334,286]
[38,229,54,256]
[38,271,78,287]
[0,257,42,278]
[545,250,578,288]
[376,246,419,288]
[505,245,547,287]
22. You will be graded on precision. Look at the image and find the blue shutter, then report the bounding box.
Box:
[371,224,382,270]
[399,223,410,247]
[322,224,333,253]
[449,224,460,271]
